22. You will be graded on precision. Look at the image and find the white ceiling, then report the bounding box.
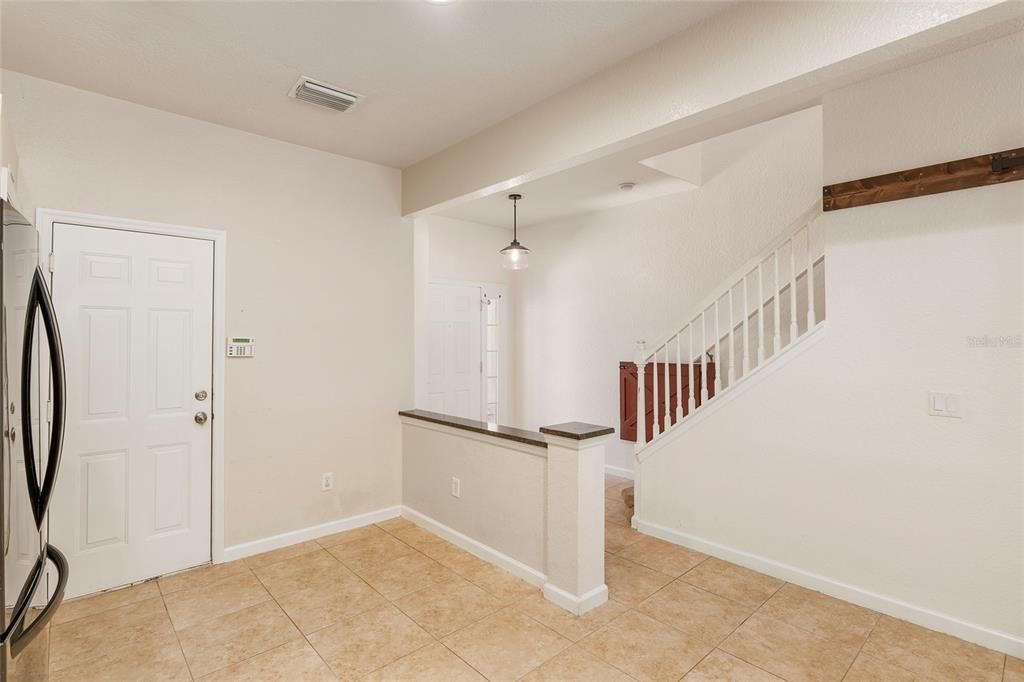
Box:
[0,1,728,169]
[438,149,700,228]
[439,105,821,228]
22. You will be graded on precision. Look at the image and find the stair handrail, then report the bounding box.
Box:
[634,203,825,452]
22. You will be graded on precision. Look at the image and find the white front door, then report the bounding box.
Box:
[425,283,482,420]
[49,222,214,598]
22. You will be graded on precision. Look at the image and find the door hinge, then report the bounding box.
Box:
[48,253,56,273]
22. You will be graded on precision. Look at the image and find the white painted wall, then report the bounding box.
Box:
[423,214,511,285]
[401,418,547,577]
[2,72,411,548]
[640,32,1024,654]
[512,107,822,473]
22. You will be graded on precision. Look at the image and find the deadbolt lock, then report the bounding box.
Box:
[195,390,208,401]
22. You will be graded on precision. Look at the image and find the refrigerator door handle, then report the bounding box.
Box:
[20,266,66,530]
[3,543,68,656]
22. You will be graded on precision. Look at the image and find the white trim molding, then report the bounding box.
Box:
[402,506,547,587]
[637,518,1024,658]
[604,464,635,480]
[36,208,230,563]
[223,506,402,563]
[542,582,608,616]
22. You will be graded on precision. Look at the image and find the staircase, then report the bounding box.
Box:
[632,205,826,461]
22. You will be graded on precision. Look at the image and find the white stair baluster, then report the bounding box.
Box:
[663,342,671,428]
[700,310,709,404]
[630,208,827,456]
[789,237,799,343]
[806,225,816,329]
[688,324,696,414]
[652,345,660,436]
[757,260,766,365]
[726,290,735,386]
[715,299,724,393]
[773,249,782,355]
[742,271,751,376]
[674,333,683,424]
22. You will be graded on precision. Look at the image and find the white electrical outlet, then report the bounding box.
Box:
[321,472,334,492]
[450,477,461,498]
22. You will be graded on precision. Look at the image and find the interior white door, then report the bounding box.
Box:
[425,283,482,420]
[49,222,214,598]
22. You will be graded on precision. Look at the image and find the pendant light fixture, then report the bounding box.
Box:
[500,193,530,270]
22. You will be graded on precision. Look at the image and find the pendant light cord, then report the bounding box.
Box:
[513,196,518,242]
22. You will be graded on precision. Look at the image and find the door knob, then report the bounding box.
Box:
[194,411,209,425]
[195,390,208,401]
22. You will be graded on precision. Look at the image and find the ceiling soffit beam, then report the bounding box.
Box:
[401,1,1024,217]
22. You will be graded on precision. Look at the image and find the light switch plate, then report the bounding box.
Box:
[928,392,961,418]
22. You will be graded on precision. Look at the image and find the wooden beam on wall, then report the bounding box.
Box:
[822,147,1024,211]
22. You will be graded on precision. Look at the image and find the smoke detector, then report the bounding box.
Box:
[288,76,363,113]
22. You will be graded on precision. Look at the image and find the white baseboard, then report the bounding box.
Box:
[401,506,547,587]
[542,582,609,616]
[637,518,1024,658]
[223,506,402,562]
[604,464,634,480]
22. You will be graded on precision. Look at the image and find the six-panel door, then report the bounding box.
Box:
[48,223,214,598]
[425,283,482,420]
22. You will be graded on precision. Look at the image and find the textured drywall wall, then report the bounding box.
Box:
[3,71,412,547]
[641,32,1024,653]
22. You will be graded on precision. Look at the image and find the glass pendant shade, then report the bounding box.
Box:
[500,241,530,270]
[500,193,530,270]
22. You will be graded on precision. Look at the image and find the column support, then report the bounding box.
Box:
[539,421,613,615]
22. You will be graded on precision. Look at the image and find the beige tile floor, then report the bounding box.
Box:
[23,474,1019,681]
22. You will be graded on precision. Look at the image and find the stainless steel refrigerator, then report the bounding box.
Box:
[0,179,68,680]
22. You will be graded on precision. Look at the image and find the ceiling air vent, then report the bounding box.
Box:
[288,76,363,113]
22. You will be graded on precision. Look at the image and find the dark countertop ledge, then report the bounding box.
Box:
[539,421,616,440]
[399,409,547,448]
[399,410,615,446]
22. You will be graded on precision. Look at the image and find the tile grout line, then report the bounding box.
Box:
[675,647,716,682]
[569,608,647,682]
[370,522,495,680]
[159,588,198,681]
[322,527,441,679]
[374,518,598,681]
[183,565,283,679]
[652,566,787,681]
[333,521,499,680]
[837,610,880,681]
[295,536,408,678]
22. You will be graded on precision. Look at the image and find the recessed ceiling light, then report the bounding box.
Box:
[424,0,455,4]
